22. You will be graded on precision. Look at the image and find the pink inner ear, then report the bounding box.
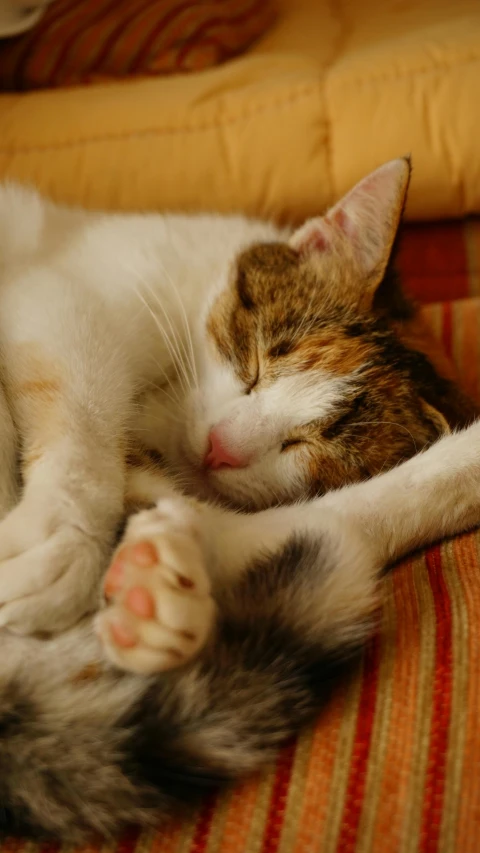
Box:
[330,207,356,241]
[296,224,330,255]
[296,207,357,259]
[292,159,409,271]
[332,207,348,231]
[304,230,329,253]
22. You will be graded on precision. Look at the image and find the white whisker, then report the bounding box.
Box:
[138,272,194,394]
[347,420,419,454]
[121,259,193,395]
[140,375,185,413]
[154,252,198,389]
[132,284,190,397]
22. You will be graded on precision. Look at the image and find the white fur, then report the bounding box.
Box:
[0,183,294,634]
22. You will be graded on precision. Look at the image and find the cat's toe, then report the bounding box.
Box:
[97,504,215,676]
[103,540,157,599]
[0,497,107,633]
[124,584,156,619]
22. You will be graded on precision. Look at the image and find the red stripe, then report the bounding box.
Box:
[260,740,297,853]
[441,302,453,358]
[177,37,227,71]
[88,0,159,76]
[189,792,217,853]
[398,222,470,305]
[175,0,268,68]
[418,545,453,853]
[37,843,61,853]
[335,634,381,853]
[12,0,76,90]
[115,826,141,853]
[129,0,210,73]
[46,0,122,87]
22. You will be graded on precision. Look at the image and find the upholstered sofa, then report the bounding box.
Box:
[0,0,479,223]
[0,1,479,851]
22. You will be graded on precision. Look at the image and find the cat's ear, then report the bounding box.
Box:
[290,157,411,301]
[420,400,451,438]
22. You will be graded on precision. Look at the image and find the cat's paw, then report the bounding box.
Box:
[0,499,105,634]
[96,498,215,676]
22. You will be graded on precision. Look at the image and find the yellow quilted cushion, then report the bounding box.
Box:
[0,0,478,221]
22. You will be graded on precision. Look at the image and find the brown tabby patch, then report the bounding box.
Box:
[207,241,478,495]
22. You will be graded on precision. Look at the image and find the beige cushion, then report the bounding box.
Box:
[0,0,478,221]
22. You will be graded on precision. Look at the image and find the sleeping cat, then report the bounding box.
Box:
[0,158,478,838]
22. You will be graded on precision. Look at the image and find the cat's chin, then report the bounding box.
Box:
[171,440,296,510]
[198,472,289,512]
[176,464,278,511]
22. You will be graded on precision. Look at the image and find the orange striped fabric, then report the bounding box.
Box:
[0,0,276,91]
[2,218,480,851]
[398,218,480,304]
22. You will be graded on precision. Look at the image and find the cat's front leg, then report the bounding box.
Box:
[0,271,134,634]
[318,418,480,564]
[0,444,124,634]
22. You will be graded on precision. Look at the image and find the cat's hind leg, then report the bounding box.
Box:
[97,497,216,675]
[97,484,377,676]
[98,419,480,677]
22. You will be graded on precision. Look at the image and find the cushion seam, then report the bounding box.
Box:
[330,52,480,87]
[0,82,323,154]
[322,0,350,209]
[1,53,478,155]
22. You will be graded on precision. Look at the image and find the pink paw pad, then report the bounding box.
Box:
[125,585,155,619]
[131,541,158,567]
[103,559,124,598]
[109,620,137,648]
[97,500,214,676]
[104,540,158,600]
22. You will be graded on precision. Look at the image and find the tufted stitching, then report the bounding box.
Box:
[322,0,350,207]
[330,52,480,87]
[0,83,322,154]
[0,54,477,161]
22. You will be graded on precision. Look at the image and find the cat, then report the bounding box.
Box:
[0,157,473,641]
[0,157,478,838]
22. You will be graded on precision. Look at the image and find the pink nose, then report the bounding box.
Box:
[204,428,246,470]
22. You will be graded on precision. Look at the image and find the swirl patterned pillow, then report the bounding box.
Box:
[0,0,277,90]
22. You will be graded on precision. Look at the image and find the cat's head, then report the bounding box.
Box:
[181,158,459,508]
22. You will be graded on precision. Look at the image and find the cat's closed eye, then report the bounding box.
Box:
[281,438,305,452]
[269,341,292,359]
[244,354,260,394]
[245,372,259,395]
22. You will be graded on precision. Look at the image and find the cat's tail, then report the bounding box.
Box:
[0,531,377,841]
[0,660,159,840]
[137,531,378,792]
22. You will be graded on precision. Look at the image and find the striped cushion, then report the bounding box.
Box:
[0,0,276,91]
[2,219,480,851]
[399,219,480,305]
